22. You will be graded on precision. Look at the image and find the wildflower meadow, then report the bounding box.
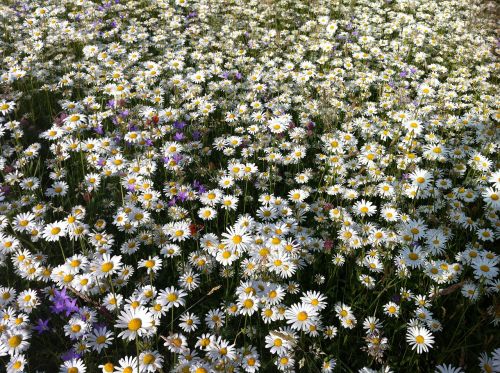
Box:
[0,0,499,372]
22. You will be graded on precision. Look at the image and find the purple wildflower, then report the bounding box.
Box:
[173,121,187,130]
[61,349,82,362]
[192,131,201,140]
[33,318,50,335]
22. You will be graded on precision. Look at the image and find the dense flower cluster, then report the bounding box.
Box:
[0,0,498,372]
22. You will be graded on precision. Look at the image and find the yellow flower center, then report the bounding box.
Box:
[297,311,308,321]
[480,265,490,272]
[101,262,114,272]
[143,353,155,364]
[128,318,142,331]
[167,293,178,302]
[8,335,22,348]
[71,324,81,333]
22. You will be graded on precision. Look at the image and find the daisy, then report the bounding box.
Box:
[410,168,433,190]
[326,21,338,34]
[200,189,222,206]
[492,348,500,370]
[363,316,382,333]
[220,195,238,211]
[195,333,214,351]
[138,256,162,275]
[198,207,217,221]
[0,287,16,307]
[207,337,237,362]
[242,351,261,373]
[378,183,394,197]
[488,170,500,189]
[256,206,278,221]
[221,226,251,252]
[64,317,88,339]
[7,354,27,372]
[267,252,296,278]
[300,291,327,310]
[472,258,499,280]
[261,306,278,324]
[59,358,86,373]
[418,84,434,97]
[482,187,500,210]
[12,213,35,233]
[403,119,423,134]
[46,181,69,197]
[179,312,200,333]
[115,306,154,341]
[165,221,192,242]
[87,326,114,353]
[114,356,138,373]
[2,329,31,355]
[267,118,288,134]
[435,364,464,373]
[353,199,377,217]
[0,100,15,115]
[95,254,122,278]
[265,331,291,355]
[477,228,495,242]
[400,246,426,268]
[164,333,187,353]
[383,302,400,318]
[42,221,68,242]
[335,303,354,321]
[406,326,434,354]
[64,113,86,126]
[98,362,115,373]
[288,189,310,203]
[205,309,225,330]
[159,286,187,310]
[284,303,318,331]
[139,350,163,372]
[178,269,200,291]
[276,354,295,371]
[216,247,238,266]
[237,295,259,316]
